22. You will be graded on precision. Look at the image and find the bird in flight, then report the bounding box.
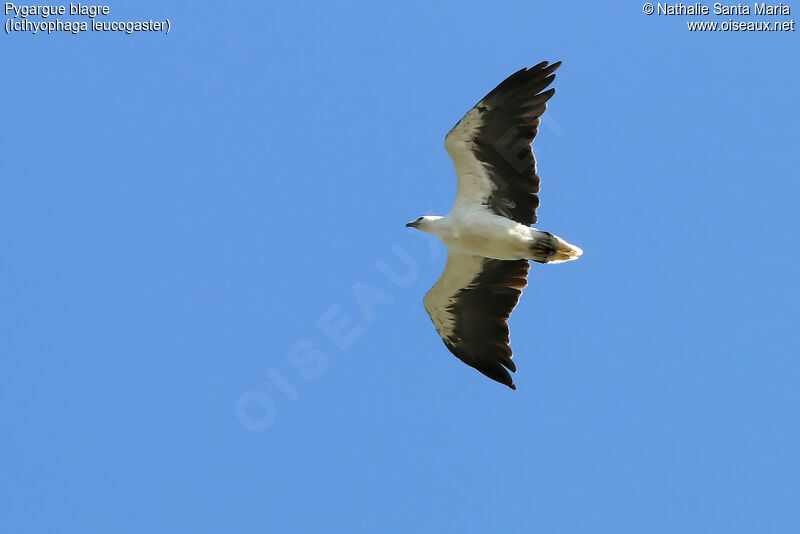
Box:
[406,61,582,390]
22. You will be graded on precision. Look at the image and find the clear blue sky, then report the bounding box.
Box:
[3,1,799,532]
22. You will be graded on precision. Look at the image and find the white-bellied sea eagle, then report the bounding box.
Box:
[406,61,582,390]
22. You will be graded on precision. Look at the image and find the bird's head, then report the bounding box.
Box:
[405,216,442,233]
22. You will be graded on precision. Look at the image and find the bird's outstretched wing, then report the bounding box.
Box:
[444,61,561,226]
[424,250,530,389]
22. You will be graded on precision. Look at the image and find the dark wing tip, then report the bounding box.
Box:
[539,87,556,100]
[536,60,562,75]
[527,61,562,79]
[479,60,562,104]
[495,366,516,390]
[480,361,517,390]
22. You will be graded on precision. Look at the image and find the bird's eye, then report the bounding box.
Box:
[417,217,423,222]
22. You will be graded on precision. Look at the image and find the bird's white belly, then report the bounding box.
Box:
[437,213,532,260]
